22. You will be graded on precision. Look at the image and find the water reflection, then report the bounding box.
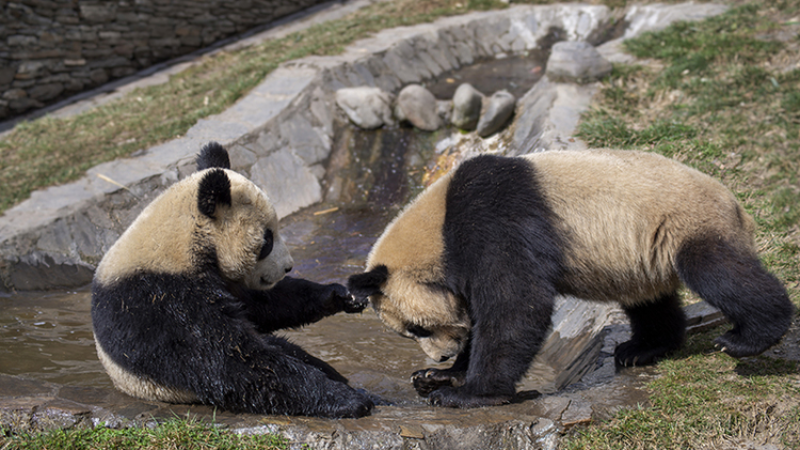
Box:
[0,288,106,387]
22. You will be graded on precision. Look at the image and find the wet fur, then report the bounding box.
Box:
[349,149,794,408]
[92,142,373,418]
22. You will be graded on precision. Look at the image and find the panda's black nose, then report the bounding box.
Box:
[285,266,292,274]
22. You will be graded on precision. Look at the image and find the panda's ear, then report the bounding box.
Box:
[348,265,389,301]
[197,169,232,219]
[196,141,231,171]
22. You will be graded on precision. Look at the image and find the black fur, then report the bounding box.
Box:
[197,169,231,219]
[92,271,373,417]
[197,141,231,170]
[675,235,794,357]
[432,154,565,407]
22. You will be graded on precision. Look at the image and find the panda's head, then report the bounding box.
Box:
[95,142,293,290]
[194,142,293,290]
[347,174,470,362]
[348,266,470,363]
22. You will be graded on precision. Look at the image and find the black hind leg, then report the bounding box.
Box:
[676,236,794,358]
[615,291,686,367]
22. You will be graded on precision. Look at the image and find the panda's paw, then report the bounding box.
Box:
[343,292,368,314]
[428,387,511,408]
[411,368,465,397]
[324,283,365,314]
[614,340,669,367]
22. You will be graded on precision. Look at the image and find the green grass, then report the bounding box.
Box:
[568,1,800,448]
[0,418,287,450]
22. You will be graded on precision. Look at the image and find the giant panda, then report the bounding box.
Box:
[92,142,373,418]
[348,149,794,408]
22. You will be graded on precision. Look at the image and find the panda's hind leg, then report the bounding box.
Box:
[676,236,794,358]
[615,291,686,367]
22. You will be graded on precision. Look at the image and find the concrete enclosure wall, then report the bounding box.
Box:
[0,0,329,120]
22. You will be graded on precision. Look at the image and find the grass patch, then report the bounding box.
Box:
[568,0,800,448]
[0,418,287,450]
[564,331,800,450]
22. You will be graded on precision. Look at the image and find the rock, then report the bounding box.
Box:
[394,84,442,131]
[451,83,484,131]
[545,41,613,84]
[335,87,394,129]
[511,77,595,154]
[437,99,453,125]
[476,90,516,137]
[684,300,727,333]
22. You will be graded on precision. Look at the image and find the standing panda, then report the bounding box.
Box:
[92,142,373,418]
[348,149,794,408]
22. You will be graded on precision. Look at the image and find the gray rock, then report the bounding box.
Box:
[334,86,394,129]
[685,300,727,333]
[249,149,322,219]
[476,90,516,137]
[437,99,453,125]
[394,84,442,131]
[545,41,613,84]
[451,83,484,131]
[511,77,595,154]
[622,2,729,40]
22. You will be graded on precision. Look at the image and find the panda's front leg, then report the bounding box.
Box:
[426,289,555,408]
[243,277,367,333]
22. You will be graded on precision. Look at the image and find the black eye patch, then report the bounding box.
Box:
[258,229,274,260]
[406,324,432,338]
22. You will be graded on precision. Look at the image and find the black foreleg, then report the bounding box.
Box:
[676,237,794,357]
[240,277,365,333]
[428,282,556,408]
[615,291,686,367]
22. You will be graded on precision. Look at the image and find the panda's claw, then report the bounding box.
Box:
[343,294,368,313]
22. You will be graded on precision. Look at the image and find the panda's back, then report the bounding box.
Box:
[522,150,755,304]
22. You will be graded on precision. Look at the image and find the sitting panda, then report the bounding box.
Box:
[348,149,794,408]
[92,142,373,418]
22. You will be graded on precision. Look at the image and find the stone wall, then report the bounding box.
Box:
[0,0,329,120]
